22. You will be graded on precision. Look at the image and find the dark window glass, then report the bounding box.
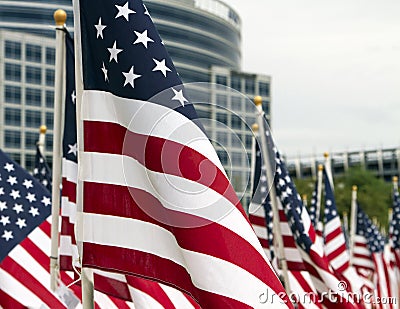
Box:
[231,96,242,111]
[25,154,35,172]
[46,47,55,65]
[26,44,42,63]
[217,150,228,165]
[46,112,54,130]
[25,110,42,128]
[230,75,241,92]
[216,131,228,146]
[5,108,21,126]
[5,63,21,81]
[216,94,227,108]
[245,134,253,149]
[8,153,21,165]
[231,114,242,129]
[216,113,228,125]
[26,88,42,106]
[25,132,37,150]
[46,69,54,86]
[263,101,269,115]
[5,130,21,148]
[46,134,53,150]
[5,41,21,59]
[26,66,42,84]
[216,75,227,86]
[259,82,270,97]
[5,85,21,104]
[245,78,255,94]
[46,90,54,108]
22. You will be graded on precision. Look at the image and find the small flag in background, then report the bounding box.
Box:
[33,145,52,192]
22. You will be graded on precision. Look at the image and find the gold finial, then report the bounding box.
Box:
[252,123,259,132]
[39,125,47,134]
[352,185,358,191]
[302,194,307,200]
[343,211,348,217]
[253,96,262,106]
[54,9,67,26]
[393,176,398,182]
[324,152,329,158]
[318,164,323,171]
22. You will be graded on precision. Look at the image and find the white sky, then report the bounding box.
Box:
[225,0,400,158]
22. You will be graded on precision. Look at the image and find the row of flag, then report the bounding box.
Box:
[1,0,399,308]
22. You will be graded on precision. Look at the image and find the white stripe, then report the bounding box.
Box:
[129,287,164,309]
[93,290,119,309]
[329,250,349,270]
[0,268,50,307]
[341,267,364,293]
[82,90,225,175]
[353,246,371,257]
[249,203,265,218]
[93,269,128,283]
[62,158,78,183]
[160,284,196,308]
[59,235,79,259]
[352,257,374,269]
[287,271,320,309]
[354,235,368,244]
[284,248,304,263]
[280,222,293,236]
[324,218,341,236]
[61,197,77,223]
[374,253,390,309]
[26,224,51,256]
[253,224,268,239]
[324,232,346,256]
[82,213,287,308]
[80,152,267,262]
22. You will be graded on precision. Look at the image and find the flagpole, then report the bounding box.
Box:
[302,194,307,207]
[315,164,323,225]
[324,152,334,189]
[50,9,67,292]
[343,211,349,237]
[254,96,291,294]
[349,185,358,264]
[38,125,47,155]
[249,123,258,210]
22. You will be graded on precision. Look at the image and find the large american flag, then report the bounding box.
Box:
[74,0,290,307]
[389,182,400,276]
[322,170,364,294]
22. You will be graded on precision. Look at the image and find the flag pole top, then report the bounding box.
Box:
[54,9,67,26]
[323,152,329,158]
[39,125,47,134]
[318,164,323,171]
[343,211,348,217]
[252,123,259,132]
[253,96,262,106]
[352,185,358,191]
[393,176,398,182]
[302,194,307,200]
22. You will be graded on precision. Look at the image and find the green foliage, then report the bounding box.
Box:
[293,167,393,229]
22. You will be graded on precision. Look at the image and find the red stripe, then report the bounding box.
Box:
[258,237,269,248]
[84,121,247,218]
[324,225,342,243]
[291,271,322,309]
[128,276,176,309]
[326,244,348,264]
[286,261,307,271]
[249,214,266,227]
[1,257,65,308]
[83,181,284,295]
[93,273,132,301]
[282,235,297,248]
[62,177,77,203]
[84,243,254,309]
[0,289,25,309]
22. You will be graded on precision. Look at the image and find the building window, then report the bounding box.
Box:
[216,94,227,108]
[8,153,21,165]
[217,149,228,165]
[231,135,243,149]
[26,44,42,63]
[231,75,241,92]
[5,85,21,104]
[5,63,21,81]
[46,112,54,130]
[25,132,37,150]
[263,101,269,115]
[26,88,42,106]
[5,41,21,59]
[46,90,54,108]
[46,47,55,65]
[216,131,228,146]
[25,154,35,172]
[245,134,253,149]
[46,69,55,86]
[5,108,21,126]
[245,78,255,94]
[216,112,228,126]
[26,66,42,84]
[25,110,42,128]
[216,75,227,86]
[231,96,242,111]
[5,130,21,148]
[46,134,53,150]
[259,82,270,97]
[231,114,242,129]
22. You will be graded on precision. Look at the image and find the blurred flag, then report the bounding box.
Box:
[74,0,290,307]
[33,145,52,192]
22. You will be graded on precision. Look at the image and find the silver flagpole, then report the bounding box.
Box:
[349,185,358,264]
[50,9,67,291]
[254,96,291,294]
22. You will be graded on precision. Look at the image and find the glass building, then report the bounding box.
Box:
[0,0,271,209]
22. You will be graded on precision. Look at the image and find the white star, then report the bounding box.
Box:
[13,204,23,214]
[6,176,17,186]
[0,201,7,211]
[10,190,20,200]
[2,230,13,242]
[0,215,10,226]
[101,62,109,82]
[4,163,14,172]
[152,58,171,77]
[41,196,51,207]
[95,17,107,39]
[15,218,27,229]
[115,2,136,21]
[29,207,39,217]
[143,4,150,16]
[108,41,123,63]
[71,90,76,104]
[68,143,78,156]
[171,89,188,106]
[0,187,4,195]
[122,66,141,88]
[26,193,36,203]
[133,30,154,48]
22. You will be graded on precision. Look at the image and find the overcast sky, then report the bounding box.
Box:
[225,0,400,158]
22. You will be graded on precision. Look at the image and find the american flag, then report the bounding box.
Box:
[249,134,323,309]
[263,131,358,308]
[309,175,320,228]
[389,183,400,274]
[74,0,291,307]
[33,145,52,192]
[58,30,201,308]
